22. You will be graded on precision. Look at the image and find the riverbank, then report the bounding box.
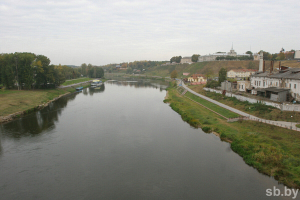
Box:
[165,85,300,189]
[0,81,92,124]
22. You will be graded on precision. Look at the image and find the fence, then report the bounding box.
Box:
[204,88,300,112]
[227,116,300,132]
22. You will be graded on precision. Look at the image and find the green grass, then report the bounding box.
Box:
[166,86,300,189]
[0,81,94,117]
[62,78,93,86]
[185,91,239,118]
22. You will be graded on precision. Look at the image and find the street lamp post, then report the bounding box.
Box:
[291,116,293,129]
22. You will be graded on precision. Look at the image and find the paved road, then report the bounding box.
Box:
[180,81,299,131]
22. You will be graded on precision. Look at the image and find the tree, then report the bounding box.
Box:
[81,63,87,76]
[170,56,182,63]
[170,70,178,79]
[262,51,271,60]
[276,52,285,60]
[218,68,227,84]
[95,67,104,78]
[175,56,182,63]
[191,54,200,62]
[245,51,253,55]
[286,51,294,60]
[245,51,253,60]
[0,53,15,88]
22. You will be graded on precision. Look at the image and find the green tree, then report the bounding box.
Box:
[276,52,285,60]
[16,52,36,89]
[81,63,87,76]
[170,70,178,79]
[95,67,104,78]
[218,68,227,84]
[245,51,253,55]
[191,54,200,62]
[0,54,15,88]
[170,56,182,63]
[175,56,182,63]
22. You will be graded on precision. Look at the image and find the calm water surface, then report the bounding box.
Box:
[0,79,294,199]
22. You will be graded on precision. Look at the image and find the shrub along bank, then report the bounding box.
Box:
[165,86,300,189]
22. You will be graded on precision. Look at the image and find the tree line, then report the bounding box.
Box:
[0,52,104,89]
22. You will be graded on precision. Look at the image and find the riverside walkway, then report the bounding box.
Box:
[179,81,300,131]
[58,81,91,88]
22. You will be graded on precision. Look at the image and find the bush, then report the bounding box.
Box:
[202,126,212,133]
[205,80,219,88]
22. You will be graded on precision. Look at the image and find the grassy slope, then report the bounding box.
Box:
[166,86,300,189]
[0,82,92,117]
[145,60,300,78]
[0,89,66,116]
[62,78,93,86]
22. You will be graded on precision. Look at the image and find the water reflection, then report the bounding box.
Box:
[0,92,78,139]
[106,78,168,91]
[85,84,105,96]
[0,138,2,156]
[0,79,167,140]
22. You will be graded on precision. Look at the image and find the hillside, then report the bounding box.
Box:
[145,60,300,78]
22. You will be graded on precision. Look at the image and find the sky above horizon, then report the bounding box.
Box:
[1,0,299,66]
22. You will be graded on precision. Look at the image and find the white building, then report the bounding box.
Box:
[237,80,251,92]
[181,57,192,64]
[251,68,300,100]
[198,47,250,62]
[227,69,257,79]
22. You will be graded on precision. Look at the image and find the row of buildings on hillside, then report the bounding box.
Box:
[198,47,250,62]
[178,48,300,64]
[222,52,300,102]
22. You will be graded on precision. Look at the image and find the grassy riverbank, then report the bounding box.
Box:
[62,77,93,86]
[0,81,92,118]
[165,86,300,189]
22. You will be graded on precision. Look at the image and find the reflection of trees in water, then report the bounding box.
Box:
[0,137,2,156]
[0,93,78,139]
[105,79,168,90]
[88,84,105,96]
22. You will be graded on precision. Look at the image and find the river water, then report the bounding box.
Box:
[0,79,294,199]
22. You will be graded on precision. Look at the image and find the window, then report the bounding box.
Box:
[290,84,291,88]
[294,84,296,89]
[242,85,243,89]
[276,82,278,86]
[285,83,287,88]
[263,82,265,87]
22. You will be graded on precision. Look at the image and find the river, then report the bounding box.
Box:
[0,79,294,199]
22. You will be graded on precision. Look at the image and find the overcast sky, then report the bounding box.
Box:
[1,0,299,66]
